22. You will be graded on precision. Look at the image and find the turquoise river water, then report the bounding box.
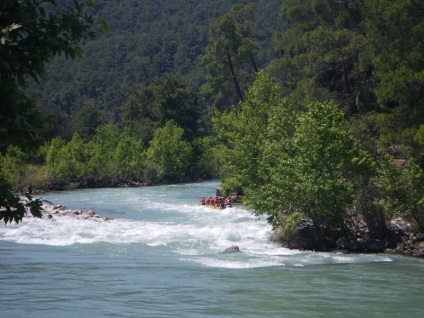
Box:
[1,180,424,317]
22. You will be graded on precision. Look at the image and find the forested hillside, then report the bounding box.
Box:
[31,0,281,137]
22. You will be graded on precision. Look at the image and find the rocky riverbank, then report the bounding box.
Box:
[280,217,424,257]
[23,197,111,222]
[43,203,112,222]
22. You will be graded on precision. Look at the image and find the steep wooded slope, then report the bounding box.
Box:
[32,0,281,122]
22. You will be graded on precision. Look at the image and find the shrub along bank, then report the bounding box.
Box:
[0,121,220,192]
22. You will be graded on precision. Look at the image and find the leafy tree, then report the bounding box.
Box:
[191,136,221,180]
[0,146,28,191]
[84,123,146,185]
[0,144,47,204]
[0,177,42,225]
[121,74,201,142]
[71,99,105,141]
[145,120,192,184]
[214,71,294,199]
[0,0,103,223]
[87,123,122,183]
[41,136,67,185]
[250,100,373,235]
[42,123,147,187]
[216,73,373,235]
[0,0,103,152]
[240,82,298,218]
[270,0,373,114]
[113,135,145,181]
[375,158,424,232]
[271,0,424,164]
[346,114,391,235]
[43,133,89,187]
[202,3,259,109]
[363,0,424,155]
[290,101,372,233]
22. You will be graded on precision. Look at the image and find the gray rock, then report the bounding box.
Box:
[221,245,240,254]
[414,242,424,257]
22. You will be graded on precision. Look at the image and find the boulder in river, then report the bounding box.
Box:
[221,245,241,254]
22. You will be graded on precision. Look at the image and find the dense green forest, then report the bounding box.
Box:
[2,0,424,247]
[30,0,281,138]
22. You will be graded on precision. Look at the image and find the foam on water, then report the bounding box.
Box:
[0,183,394,268]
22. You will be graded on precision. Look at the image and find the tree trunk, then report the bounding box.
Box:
[250,54,258,73]
[226,45,243,102]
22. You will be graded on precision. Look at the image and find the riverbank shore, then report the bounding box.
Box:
[279,217,424,257]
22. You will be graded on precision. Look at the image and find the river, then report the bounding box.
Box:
[1,180,423,317]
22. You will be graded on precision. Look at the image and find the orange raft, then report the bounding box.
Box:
[199,195,234,210]
[199,203,231,210]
